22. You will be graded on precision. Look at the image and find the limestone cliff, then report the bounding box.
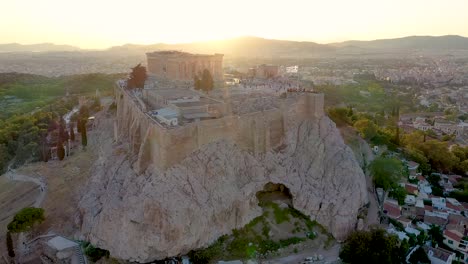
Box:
[79,115,368,262]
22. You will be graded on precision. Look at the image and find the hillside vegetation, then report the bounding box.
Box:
[0,72,122,173]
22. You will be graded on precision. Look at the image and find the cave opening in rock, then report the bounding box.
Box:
[185,182,336,262]
[256,182,293,206]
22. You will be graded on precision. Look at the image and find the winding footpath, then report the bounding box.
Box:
[5,169,47,259]
[6,169,47,208]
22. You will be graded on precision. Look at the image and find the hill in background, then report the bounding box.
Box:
[107,36,335,58]
[331,35,468,50]
[4,35,468,57]
[0,43,80,53]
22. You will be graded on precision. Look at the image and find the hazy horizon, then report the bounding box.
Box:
[2,0,468,49]
[2,34,468,51]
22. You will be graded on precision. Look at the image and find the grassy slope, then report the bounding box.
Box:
[189,201,334,263]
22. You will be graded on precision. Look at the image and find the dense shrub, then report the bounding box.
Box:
[83,242,110,262]
[7,207,45,233]
[340,228,407,264]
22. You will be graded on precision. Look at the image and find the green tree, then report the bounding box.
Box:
[389,185,407,205]
[450,190,468,203]
[39,135,49,162]
[78,105,89,147]
[402,131,426,149]
[403,134,458,173]
[405,149,431,176]
[83,242,110,262]
[339,228,406,264]
[456,160,468,176]
[452,146,468,162]
[69,125,75,141]
[127,63,147,89]
[327,107,353,126]
[428,103,439,112]
[354,119,378,140]
[6,231,15,258]
[194,76,202,90]
[0,143,12,174]
[58,118,68,143]
[459,114,468,121]
[81,121,88,147]
[369,157,404,191]
[200,69,214,93]
[7,207,45,233]
[57,141,65,160]
[408,246,430,264]
[77,119,82,133]
[79,105,90,120]
[428,225,443,246]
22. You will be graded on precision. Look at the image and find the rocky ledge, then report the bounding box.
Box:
[78,116,368,262]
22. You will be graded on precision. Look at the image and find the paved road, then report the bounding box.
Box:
[266,244,341,264]
[365,187,379,229]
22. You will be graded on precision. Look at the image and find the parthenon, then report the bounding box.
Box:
[146,51,224,81]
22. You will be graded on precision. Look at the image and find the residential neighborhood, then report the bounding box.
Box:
[380,157,468,263]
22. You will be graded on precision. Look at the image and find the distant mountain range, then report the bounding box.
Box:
[2,35,468,57]
[331,35,468,50]
[0,43,80,53]
[107,36,334,57]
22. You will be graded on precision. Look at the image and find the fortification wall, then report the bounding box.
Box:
[115,84,324,171]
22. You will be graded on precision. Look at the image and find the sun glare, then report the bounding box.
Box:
[1,0,468,48]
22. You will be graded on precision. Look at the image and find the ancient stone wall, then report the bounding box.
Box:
[146,52,223,81]
[115,84,324,171]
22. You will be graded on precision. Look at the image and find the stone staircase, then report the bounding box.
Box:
[74,245,87,264]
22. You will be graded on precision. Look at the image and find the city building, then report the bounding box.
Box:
[422,245,456,264]
[248,64,279,79]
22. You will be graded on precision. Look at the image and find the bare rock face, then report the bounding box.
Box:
[79,117,368,262]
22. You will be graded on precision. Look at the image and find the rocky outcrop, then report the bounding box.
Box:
[78,114,368,262]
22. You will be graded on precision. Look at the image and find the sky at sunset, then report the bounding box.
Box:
[2,0,468,49]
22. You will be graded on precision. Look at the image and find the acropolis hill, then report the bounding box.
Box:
[78,51,368,262]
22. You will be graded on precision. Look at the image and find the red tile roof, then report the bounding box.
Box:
[398,218,412,225]
[462,202,468,211]
[384,201,401,219]
[424,205,433,211]
[444,229,462,243]
[405,184,418,194]
[448,214,466,225]
[446,202,464,212]
[424,215,447,226]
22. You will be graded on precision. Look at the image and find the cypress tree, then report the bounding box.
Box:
[40,136,49,162]
[70,125,75,141]
[58,118,67,142]
[57,141,65,160]
[128,64,147,89]
[201,69,214,93]
[77,119,82,133]
[194,76,201,90]
[81,121,88,147]
[6,231,14,258]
